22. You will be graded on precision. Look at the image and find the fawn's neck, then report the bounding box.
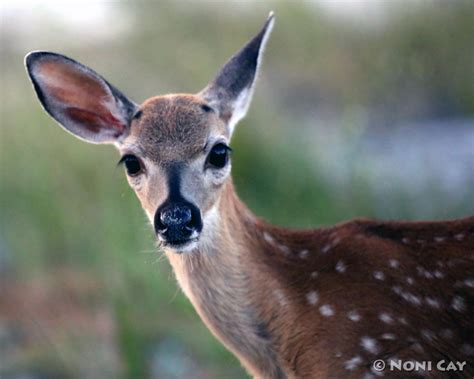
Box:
[165,181,285,378]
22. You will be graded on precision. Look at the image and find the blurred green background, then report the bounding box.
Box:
[1,1,473,378]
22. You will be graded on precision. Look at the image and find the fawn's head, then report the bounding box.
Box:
[25,14,274,253]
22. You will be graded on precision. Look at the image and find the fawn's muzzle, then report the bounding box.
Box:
[154,201,202,246]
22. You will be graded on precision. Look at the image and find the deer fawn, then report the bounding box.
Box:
[25,13,473,379]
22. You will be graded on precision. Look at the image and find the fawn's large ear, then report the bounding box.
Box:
[25,51,138,144]
[200,12,274,136]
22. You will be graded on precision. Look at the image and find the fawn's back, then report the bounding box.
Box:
[248,216,474,377]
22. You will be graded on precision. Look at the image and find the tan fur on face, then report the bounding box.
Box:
[119,94,230,233]
[127,94,227,164]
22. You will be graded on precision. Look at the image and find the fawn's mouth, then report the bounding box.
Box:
[157,233,199,253]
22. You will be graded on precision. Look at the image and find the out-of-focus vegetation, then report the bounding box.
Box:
[1,1,473,378]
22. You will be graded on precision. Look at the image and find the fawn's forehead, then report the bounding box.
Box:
[128,94,225,163]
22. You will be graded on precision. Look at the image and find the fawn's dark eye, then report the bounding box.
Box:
[119,155,143,176]
[206,143,231,169]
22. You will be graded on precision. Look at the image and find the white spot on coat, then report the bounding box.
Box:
[274,289,287,306]
[398,317,408,325]
[455,233,464,241]
[464,278,474,288]
[364,372,378,379]
[336,260,346,273]
[306,291,319,305]
[373,271,385,281]
[425,297,441,309]
[417,266,434,279]
[360,336,379,354]
[381,333,396,340]
[424,271,434,279]
[433,270,444,279]
[263,232,291,255]
[421,329,434,341]
[392,286,421,305]
[401,292,422,306]
[319,304,335,317]
[344,356,362,370]
[389,259,399,269]
[331,235,341,247]
[263,232,274,244]
[379,313,394,324]
[298,249,309,259]
[321,243,332,253]
[393,286,421,306]
[392,286,402,295]
[277,243,290,255]
[451,296,466,312]
[347,310,361,322]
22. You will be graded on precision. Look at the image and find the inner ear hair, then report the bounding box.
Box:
[25,51,137,144]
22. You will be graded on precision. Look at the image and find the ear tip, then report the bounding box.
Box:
[24,51,56,70]
[266,11,275,27]
[24,51,40,68]
[24,51,45,78]
[262,11,275,38]
[255,12,274,52]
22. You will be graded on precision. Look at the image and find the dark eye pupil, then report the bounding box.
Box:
[124,155,141,175]
[208,143,229,168]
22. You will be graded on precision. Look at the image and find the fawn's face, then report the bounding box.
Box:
[25,14,274,252]
[119,94,231,251]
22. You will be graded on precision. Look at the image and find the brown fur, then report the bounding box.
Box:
[129,95,227,163]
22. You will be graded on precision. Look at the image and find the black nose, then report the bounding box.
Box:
[154,201,202,245]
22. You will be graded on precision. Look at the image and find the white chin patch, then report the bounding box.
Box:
[169,240,198,253]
